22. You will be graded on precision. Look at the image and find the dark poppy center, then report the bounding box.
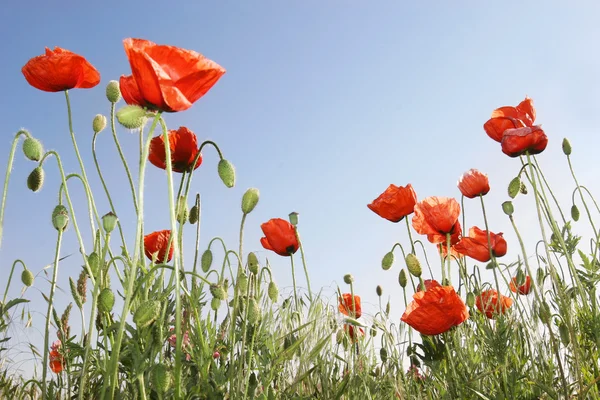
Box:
[286,245,296,254]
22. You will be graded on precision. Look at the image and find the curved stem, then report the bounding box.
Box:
[110,100,138,215]
[2,259,27,304]
[58,173,97,239]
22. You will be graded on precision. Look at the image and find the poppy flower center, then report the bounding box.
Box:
[286,245,296,254]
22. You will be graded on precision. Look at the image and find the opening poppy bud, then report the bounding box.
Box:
[343,274,354,284]
[87,252,100,278]
[106,80,122,103]
[571,205,580,222]
[176,196,188,224]
[398,269,407,288]
[22,137,43,161]
[116,105,146,129]
[201,249,213,273]
[520,182,528,195]
[247,252,259,275]
[558,321,570,346]
[152,364,172,394]
[98,288,115,313]
[247,297,260,325]
[51,205,69,231]
[502,201,514,216]
[210,284,227,301]
[241,188,260,214]
[562,138,572,156]
[508,177,521,199]
[188,204,200,224]
[217,159,236,188]
[211,297,221,311]
[21,269,34,287]
[268,281,279,302]
[93,114,107,134]
[380,348,388,363]
[466,292,475,308]
[381,252,394,270]
[376,285,383,297]
[27,166,45,192]
[405,254,422,277]
[288,212,299,226]
[102,211,118,234]
[133,300,161,328]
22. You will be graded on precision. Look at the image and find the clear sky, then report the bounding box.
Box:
[1,1,600,375]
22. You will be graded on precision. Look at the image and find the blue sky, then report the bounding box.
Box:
[2,1,600,374]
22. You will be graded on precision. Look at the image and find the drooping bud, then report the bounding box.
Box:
[98,288,115,313]
[538,301,551,324]
[247,252,259,275]
[116,105,146,129]
[176,196,188,224]
[21,269,34,287]
[102,211,118,234]
[133,300,161,328]
[152,364,172,394]
[536,267,546,287]
[27,166,44,192]
[211,297,221,311]
[370,326,377,337]
[343,274,354,284]
[217,159,236,188]
[571,205,580,222]
[502,201,514,216]
[405,254,422,277]
[201,249,213,273]
[241,188,260,214]
[93,114,107,134]
[562,138,572,156]
[51,205,69,231]
[87,252,100,277]
[508,176,521,199]
[268,281,279,302]
[188,204,200,224]
[105,80,122,103]
[22,137,43,161]
[210,284,227,301]
[247,297,260,325]
[380,348,388,363]
[288,212,299,226]
[336,329,345,344]
[237,272,249,293]
[558,321,570,346]
[466,292,475,308]
[381,252,394,270]
[398,269,407,288]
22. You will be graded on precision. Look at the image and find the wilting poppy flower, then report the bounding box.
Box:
[401,280,469,335]
[368,184,418,222]
[510,275,532,295]
[412,197,461,244]
[458,169,490,199]
[484,97,536,142]
[343,324,365,342]
[338,293,362,318]
[501,126,548,158]
[453,227,507,263]
[148,126,202,173]
[475,289,512,319]
[119,38,226,113]
[260,218,299,256]
[144,230,174,262]
[22,47,100,92]
[49,350,64,373]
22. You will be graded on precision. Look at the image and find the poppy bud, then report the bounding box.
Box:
[536,267,545,287]
[376,285,383,297]
[502,201,514,216]
[268,281,279,302]
[247,297,260,325]
[27,166,44,192]
[370,326,377,337]
[237,272,248,293]
[21,269,34,287]
[520,182,528,195]
[571,205,580,222]
[217,159,236,188]
[201,249,213,273]
[98,288,115,313]
[188,204,199,224]
[22,137,43,161]
[116,105,146,129]
[87,252,100,278]
[558,321,570,346]
[176,196,188,224]
[508,177,521,199]
[336,329,345,344]
[466,292,475,308]
[405,254,422,277]
[241,188,260,214]
[93,114,107,134]
[343,274,354,284]
[106,80,122,103]
[210,284,227,301]
[381,252,394,270]
[380,348,388,363]
[102,211,118,234]
[247,252,259,275]
[211,297,221,311]
[152,364,172,394]
[538,301,551,324]
[133,300,161,328]
[213,351,220,359]
[399,269,407,288]
[562,138,572,156]
[51,205,69,231]
[288,212,299,226]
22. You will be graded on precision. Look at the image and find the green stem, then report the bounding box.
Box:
[289,255,299,310]
[295,230,313,303]
[110,101,138,216]
[405,217,415,254]
[2,259,26,304]
[479,195,501,303]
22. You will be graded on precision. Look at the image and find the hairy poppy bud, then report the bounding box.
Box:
[21,269,34,287]
[210,284,227,301]
[27,166,44,192]
[102,211,118,234]
[558,321,570,346]
[502,201,514,216]
[247,252,259,275]
[336,329,345,344]
[106,80,122,103]
[176,196,188,224]
[381,252,394,270]
[87,252,100,278]
[211,297,221,311]
[405,254,422,277]
[571,205,580,222]
[536,267,545,287]
[538,301,551,324]
[241,188,260,214]
[51,205,69,231]
[22,137,43,161]
[116,105,146,129]
[370,326,377,337]
[343,274,354,284]
[133,300,161,328]
[268,281,279,302]
[98,288,115,313]
[237,272,249,293]
[152,364,172,394]
[247,297,260,325]
[562,138,572,156]
[508,176,521,199]
[217,159,236,188]
[380,348,388,363]
[201,249,213,273]
[466,292,475,308]
[398,269,407,288]
[376,285,383,297]
[188,204,199,224]
[93,114,107,134]
[288,212,299,226]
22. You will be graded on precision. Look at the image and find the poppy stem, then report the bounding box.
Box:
[295,230,313,303]
[404,217,415,254]
[198,140,224,160]
[1,259,26,305]
[109,102,138,215]
[478,195,501,305]
[445,234,452,286]
[289,254,299,310]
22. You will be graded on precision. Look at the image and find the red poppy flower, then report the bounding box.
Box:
[483,97,536,142]
[401,280,469,335]
[437,222,463,258]
[148,126,202,173]
[144,230,174,262]
[260,218,299,256]
[458,169,490,199]
[453,227,507,263]
[49,350,64,373]
[475,290,512,319]
[22,47,100,92]
[338,293,362,318]
[501,126,548,158]
[343,324,365,342]
[416,279,440,292]
[510,275,532,295]
[119,38,226,113]
[368,184,417,222]
[412,197,461,244]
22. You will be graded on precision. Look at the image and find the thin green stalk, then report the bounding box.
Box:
[191,195,201,289]
[479,195,502,304]
[405,217,415,254]
[58,173,97,240]
[110,102,138,215]
[295,230,313,303]
[2,259,26,304]
[289,254,299,310]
